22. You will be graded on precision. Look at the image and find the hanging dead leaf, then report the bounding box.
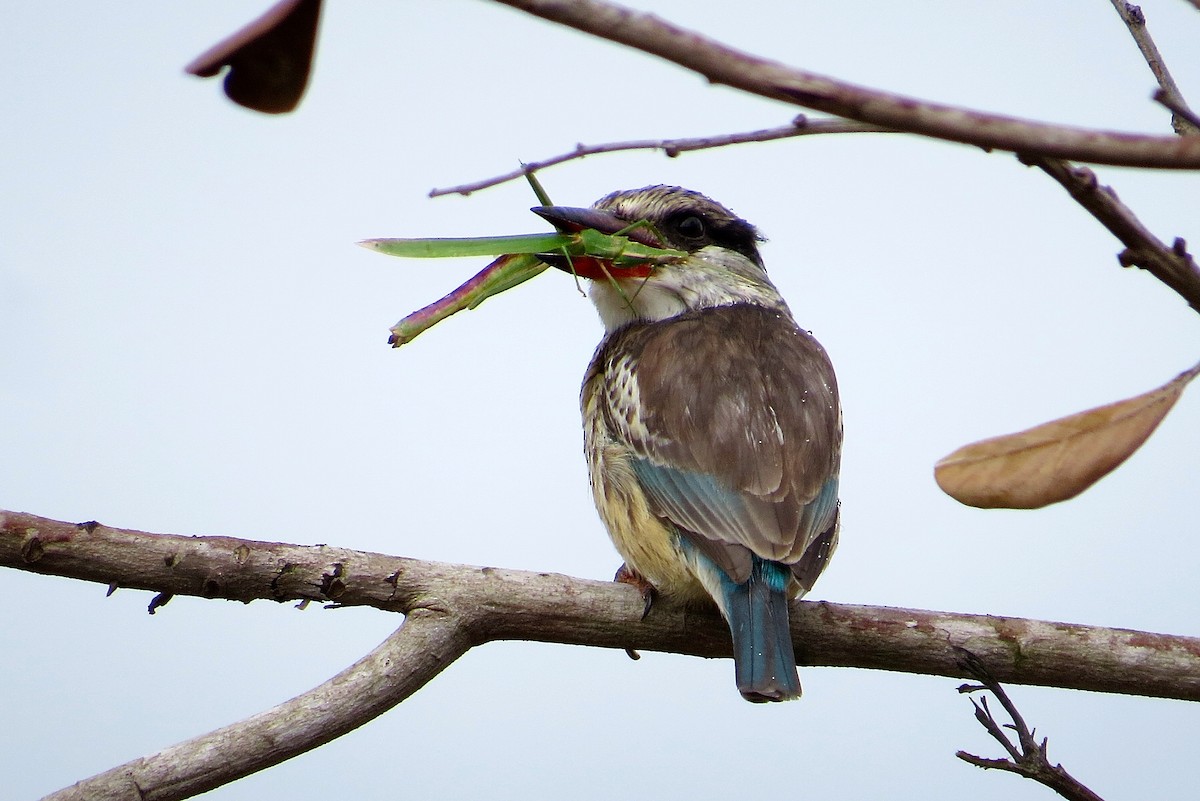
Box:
[935,362,1200,509]
[186,0,323,114]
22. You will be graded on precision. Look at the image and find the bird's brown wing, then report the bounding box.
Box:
[597,304,841,581]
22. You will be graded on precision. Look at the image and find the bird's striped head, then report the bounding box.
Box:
[534,185,789,331]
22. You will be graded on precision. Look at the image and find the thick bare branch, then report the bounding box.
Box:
[1021,155,1200,314]
[489,0,1200,168]
[43,615,469,801]
[5,510,1200,702]
[428,116,891,196]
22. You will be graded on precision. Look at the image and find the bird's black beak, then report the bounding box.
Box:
[530,205,664,278]
[531,206,664,249]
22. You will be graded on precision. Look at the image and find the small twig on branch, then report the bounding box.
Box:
[1156,89,1200,133]
[428,115,890,196]
[490,0,1200,168]
[1020,154,1200,314]
[1108,0,1200,136]
[955,649,1107,801]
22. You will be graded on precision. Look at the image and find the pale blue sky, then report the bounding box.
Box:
[3,2,1198,799]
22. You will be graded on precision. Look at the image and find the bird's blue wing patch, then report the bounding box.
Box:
[801,475,840,543]
[631,457,750,541]
[631,457,837,566]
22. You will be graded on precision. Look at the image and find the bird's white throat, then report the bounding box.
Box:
[588,247,789,332]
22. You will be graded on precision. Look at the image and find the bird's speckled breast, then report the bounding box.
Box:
[581,359,708,601]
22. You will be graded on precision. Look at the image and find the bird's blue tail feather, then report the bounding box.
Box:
[722,557,801,702]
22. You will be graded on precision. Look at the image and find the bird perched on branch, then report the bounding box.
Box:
[535,186,842,702]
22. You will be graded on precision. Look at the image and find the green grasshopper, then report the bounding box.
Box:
[362,218,684,347]
[361,227,681,265]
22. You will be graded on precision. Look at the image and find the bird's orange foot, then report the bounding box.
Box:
[614,563,657,620]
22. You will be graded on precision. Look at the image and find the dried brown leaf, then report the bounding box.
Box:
[185,0,323,114]
[935,363,1200,509]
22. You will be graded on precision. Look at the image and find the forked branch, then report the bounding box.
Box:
[5,505,1200,801]
[1108,0,1200,136]
[956,649,1107,801]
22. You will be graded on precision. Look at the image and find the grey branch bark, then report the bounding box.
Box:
[43,615,470,801]
[489,0,1200,168]
[5,509,1200,702]
[4,508,1198,799]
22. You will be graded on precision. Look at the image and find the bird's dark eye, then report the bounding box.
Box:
[675,215,706,240]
